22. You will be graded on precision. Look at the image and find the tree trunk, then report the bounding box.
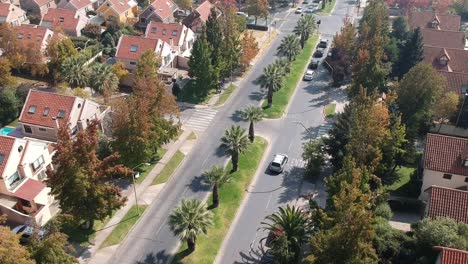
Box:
[232,151,239,172]
[249,122,255,143]
[267,87,273,108]
[300,36,305,49]
[212,184,219,208]
[187,237,196,252]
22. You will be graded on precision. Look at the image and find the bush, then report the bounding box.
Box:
[0,88,19,126]
[374,202,393,220]
[70,36,98,49]
[81,24,102,40]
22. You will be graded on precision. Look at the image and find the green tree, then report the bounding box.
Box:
[259,64,284,107]
[29,232,77,264]
[0,58,15,87]
[240,105,264,142]
[391,16,408,40]
[0,216,35,264]
[294,15,316,49]
[47,37,78,83]
[433,91,459,124]
[136,50,159,79]
[169,199,213,251]
[203,165,232,208]
[46,121,131,230]
[277,35,301,61]
[247,0,268,24]
[221,125,249,172]
[220,7,241,79]
[396,27,424,78]
[81,24,102,40]
[60,56,89,88]
[188,37,216,93]
[89,63,119,99]
[0,88,19,127]
[302,139,325,178]
[205,7,224,76]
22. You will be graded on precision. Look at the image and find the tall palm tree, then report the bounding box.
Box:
[259,64,284,108]
[203,165,232,208]
[221,125,249,172]
[294,15,316,48]
[240,105,264,142]
[169,199,213,252]
[261,205,311,263]
[90,63,119,98]
[273,58,291,76]
[60,56,89,88]
[277,35,301,61]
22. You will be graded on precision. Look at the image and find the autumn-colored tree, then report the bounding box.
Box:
[112,61,129,81]
[174,0,192,10]
[240,31,259,70]
[329,17,356,78]
[136,50,160,79]
[0,58,16,87]
[247,0,268,24]
[433,92,459,125]
[24,43,49,77]
[47,36,78,82]
[46,121,131,230]
[29,232,77,264]
[81,23,102,40]
[0,24,26,70]
[0,215,35,264]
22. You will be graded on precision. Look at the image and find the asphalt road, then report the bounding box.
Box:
[108,1,354,263]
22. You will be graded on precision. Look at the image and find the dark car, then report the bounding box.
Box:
[318,39,329,48]
[308,60,319,69]
[313,48,324,58]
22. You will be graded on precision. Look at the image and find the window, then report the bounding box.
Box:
[18,33,23,39]
[439,56,449,66]
[130,61,136,65]
[130,45,137,52]
[7,171,21,190]
[443,173,452,180]
[431,20,438,28]
[162,29,167,35]
[465,177,468,183]
[58,17,64,22]
[43,107,49,116]
[151,27,157,33]
[172,30,177,36]
[38,127,46,132]
[28,105,36,114]
[24,125,32,134]
[57,110,65,118]
[32,155,45,171]
[0,154,4,165]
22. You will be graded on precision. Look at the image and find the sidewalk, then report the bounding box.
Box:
[79,129,193,264]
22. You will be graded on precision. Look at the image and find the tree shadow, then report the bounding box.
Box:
[189,175,210,192]
[171,248,194,264]
[231,109,244,122]
[249,91,265,101]
[135,250,171,264]
[215,145,228,158]
[278,166,305,204]
[235,237,272,264]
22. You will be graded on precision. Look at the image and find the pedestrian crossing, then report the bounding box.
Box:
[288,158,306,168]
[184,108,218,133]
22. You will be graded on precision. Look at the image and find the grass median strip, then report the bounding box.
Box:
[262,35,318,118]
[100,205,148,248]
[324,103,336,117]
[215,84,237,106]
[319,0,337,15]
[172,136,268,264]
[151,150,186,185]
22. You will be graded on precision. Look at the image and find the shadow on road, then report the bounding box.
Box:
[249,91,264,101]
[136,250,170,264]
[235,237,272,264]
[278,166,305,204]
[189,174,211,192]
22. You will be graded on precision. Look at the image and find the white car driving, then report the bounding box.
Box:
[269,154,289,172]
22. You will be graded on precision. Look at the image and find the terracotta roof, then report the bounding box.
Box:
[423,46,468,74]
[42,8,79,32]
[434,246,468,264]
[145,21,185,45]
[439,71,468,95]
[16,25,52,49]
[424,133,468,176]
[35,0,54,7]
[425,186,468,223]
[0,2,11,17]
[148,0,178,21]
[19,90,76,128]
[14,178,46,201]
[115,35,159,61]
[59,0,92,10]
[105,0,136,15]
[409,11,461,31]
[421,29,467,50]
[0,135,15,177]
[196,0,213,22]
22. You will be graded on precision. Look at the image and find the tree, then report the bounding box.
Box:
[46,121,132,230]
[433,91,459,125]
[302,139,325,178]
[29,232,77,264]
[294,15,316,49]
[391,16,408,41]
[136,50,160,79]
[188,37,216,93]
[112,61,128,81]
[259,64,284,107]
[60,56,89,88]
[262,205,311,263]
[174,0,192,10]
[240,31,259,70]
[220,7,241,79]
[203,165,232,208]
[396,27,424,78]
[0,223,35,264]
[277,35,301,61]
[240,105,264,142]
[169,199,213,251]
[0,58,15,87]
[89,63,119,98]
[205,7,224,76]
[220,125,249,172]
[47,37,78,82]
[0,88,19,127]
[247,0,268,24]
[81,24,102,40]
[0,24,26,70]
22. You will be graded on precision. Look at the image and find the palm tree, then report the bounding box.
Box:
[60,56,89,88]
[261,205,311,263]
[240,106,264,142]
[294,15,316,48]
[277,35,301,61]
[203,166,232,208]
[258,64,284,108]
[221,125,249,172]
[169,199,213,252]
[273,58,291,76]
[90,63,119,99]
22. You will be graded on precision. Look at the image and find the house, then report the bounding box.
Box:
[138,0,178,28]
[433,246,468,264]
[421,29,468,50]
[57,0,97,18]
[423,186,468,223]
[439,71,468,95]
[409,11,461,31]
[19,0,56,16]
[96,0,138,24]
[183,0,220,33]
[115,34,174,71]
[40,8,87,36]
[0,3,29,25]
[18,90,110,142]
[145,21,194,56]
[420,133,468,199]
[1,0,21,7]
[0,135,56,226]
[423,46,468,74]
[16,25,54,53]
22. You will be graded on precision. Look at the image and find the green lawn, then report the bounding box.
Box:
[262,35,318,118]
[7,118,19,127]
[386,166,415,196]
[177,81,215,105]
[135,148,167,184]
[319,0,337,14]
[215,84,237,106]
[172,137,268,264]
[187,131,197,140]
[61,211,116,247]
[151,150,186,185]
[100,205,148,248]
[324,103,336,117]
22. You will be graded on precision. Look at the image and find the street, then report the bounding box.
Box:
[108,1,355,263]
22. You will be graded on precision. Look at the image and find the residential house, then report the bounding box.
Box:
[57,0,97,18]
[183,0,220,33]
[145,21,194,57]
[40,8,87,36]
[0,135,56,226]
[138,0,178,29]
[115,34,173,71]
[423,46,468,74]
[96,0,138,24]
[439,71,468,95]
[18,90,110,142]
[16,24,53,54]
[423,186,468,223]
[433,246,468,264]
[1,0,21,7]
[0,3,29,25]
[420,133,468,199]
[409,11,461,31]
[20,0,56,16]
[421,29,468,50]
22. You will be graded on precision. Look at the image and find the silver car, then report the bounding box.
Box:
[269,154,289,172]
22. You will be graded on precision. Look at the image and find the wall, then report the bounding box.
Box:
[21,123,57,142]
[419,169,468,199]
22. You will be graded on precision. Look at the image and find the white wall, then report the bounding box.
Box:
[420,169,468,200]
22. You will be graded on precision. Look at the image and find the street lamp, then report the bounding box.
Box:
[131,162,151,215]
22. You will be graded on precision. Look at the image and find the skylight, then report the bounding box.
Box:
[57,110,65,118]
[43,107,50,116]
[0,154,4,165]
[172,30,177,36]
[28,105,36,114]
[130,45,137,52]
[162,29,166,35]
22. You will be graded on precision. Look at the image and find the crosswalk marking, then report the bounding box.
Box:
[288,158,306,168]
[184,108,218,132]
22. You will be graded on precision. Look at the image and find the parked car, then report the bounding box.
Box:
[236,11,248,18]
[308,60,319,69]
[318,39,329,48]
[12,225,45,244]
[313,47,325,58]
[269,154,289,172]
[295,7,303,14]
[313,0,321,3]
[305,6,315,13]
[303,0,309,4]
[303,69,315,81]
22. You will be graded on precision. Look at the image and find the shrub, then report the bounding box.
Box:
[374,202,393,220]
[81,24,102,40]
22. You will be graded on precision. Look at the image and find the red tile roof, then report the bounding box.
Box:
[145,21,185,45]
[439,71,468,95]
[409,11,461,31]
[196,0,213,22]
[63,0,92,10]
[424,133,468,176]
[434,246,468,264]
[421,29,467,50]
[35,0,54,7]
[0,135,15,177]
[115,35,159,61]
[42,8,79,32]
[19,90,76,128]
[148,0,178,21]
[423,46,468,74]
[14,178,46,201]
[0,3,11,17]
[105,0,136,15]
[425,186,468,223]
[16,25,52,49]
